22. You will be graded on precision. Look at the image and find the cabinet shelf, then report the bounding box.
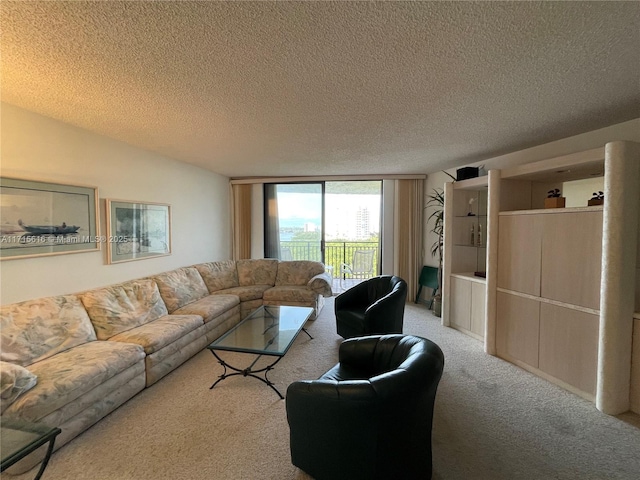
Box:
[499,206,603,216]
[452,176,489,189]
[451,272,487,284]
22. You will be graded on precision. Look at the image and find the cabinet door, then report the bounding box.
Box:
[540,211,603,310]
[632,319,640,414]
[636,228,640,312]
[470,282,486,337]
[497,215,542,296]
[538,303,599,396]
[450,276,471,330]
[496,292,540,367]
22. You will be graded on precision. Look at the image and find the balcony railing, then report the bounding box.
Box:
[280,241,379,291]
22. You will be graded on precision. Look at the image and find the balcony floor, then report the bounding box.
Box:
[329,276,367,295]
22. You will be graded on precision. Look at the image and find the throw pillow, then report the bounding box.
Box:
[1,361,37,414]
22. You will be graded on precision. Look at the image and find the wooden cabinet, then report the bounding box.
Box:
[632,318,640,414]
[470,282,486,337]
[540,211,602,310]
[446,144,640,412]
[449,274,486,340]
[450,276,472,331]
[498,209,603,309]
[497,214,542,296]
[538,303,599,396]
[496,291,540,367]
[494,199,603,399]
[636,226,640,312]
[443,178,488,341]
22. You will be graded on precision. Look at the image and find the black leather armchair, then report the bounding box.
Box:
[286,335,444,480]
[335,275,407,339]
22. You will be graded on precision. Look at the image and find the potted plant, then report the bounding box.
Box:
[588,191,604,206]
[426,188,445,316]
[425,172,457,316]
[544,188,566,209]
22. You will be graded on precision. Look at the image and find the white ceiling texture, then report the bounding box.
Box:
[1,1,638,178]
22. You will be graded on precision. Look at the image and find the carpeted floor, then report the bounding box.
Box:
[6,298,640,480]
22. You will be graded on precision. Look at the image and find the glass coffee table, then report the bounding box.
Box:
[1,420,61,480]
[207,305,314,399]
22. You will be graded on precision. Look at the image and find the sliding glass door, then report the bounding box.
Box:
[265,180,382,291]
[264,183,324,261]
[325,181,382,290]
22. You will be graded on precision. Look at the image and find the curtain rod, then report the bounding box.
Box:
[230,174,426,184]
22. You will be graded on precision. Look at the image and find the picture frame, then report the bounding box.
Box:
[105,199,171,264]
[0,177,100,260]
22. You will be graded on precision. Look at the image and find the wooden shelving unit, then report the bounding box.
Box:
[442,142,640,414]
[491,149,606,401]
[442,176,488,340]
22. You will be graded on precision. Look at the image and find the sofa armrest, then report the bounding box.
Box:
[307,273,333,297]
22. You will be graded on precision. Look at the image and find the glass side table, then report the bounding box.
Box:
[1,420,61,480]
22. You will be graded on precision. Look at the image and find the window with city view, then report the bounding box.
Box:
[264,181,382,289]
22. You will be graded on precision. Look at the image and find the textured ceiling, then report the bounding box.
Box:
[1,1,639,178]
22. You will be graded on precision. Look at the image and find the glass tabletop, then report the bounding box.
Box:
[208,305,313,356]
[1,420,61,470]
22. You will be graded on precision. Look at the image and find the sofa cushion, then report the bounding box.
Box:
[108,315,204,354]
[173,295,240,323]
[0,295,97,367]
[81,279,169,340]
[0,361,37,414]
[195,261,239,292]
[2,341,145,422]
[212,285,272,302]
[237,259,279,286]
[154,267,210,312]
[275,261,325,286]
[263,286,318,303]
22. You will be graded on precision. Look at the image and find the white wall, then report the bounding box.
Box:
[0,103,231,304]
[563,177,606,208]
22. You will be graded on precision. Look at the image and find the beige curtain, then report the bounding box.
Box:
[231,184,252,260]
[394,179,424,301]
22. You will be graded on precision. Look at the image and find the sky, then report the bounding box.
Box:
[277,192,381,239]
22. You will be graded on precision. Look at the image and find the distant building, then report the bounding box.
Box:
[355,207,370,239]
[324,194,380,240]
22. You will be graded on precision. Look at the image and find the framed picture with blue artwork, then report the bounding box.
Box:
[105,199,171,264]
[0,177,100,260]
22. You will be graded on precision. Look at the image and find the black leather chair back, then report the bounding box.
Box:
[286,334,445,480]
[335,275,407,338]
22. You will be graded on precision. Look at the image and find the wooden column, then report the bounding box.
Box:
[597,141,640,414]
[484,169,500,355]
[442,181,454,327]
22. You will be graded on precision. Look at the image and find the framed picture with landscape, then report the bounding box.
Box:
[0,176,100,260]
[105,199,171,264]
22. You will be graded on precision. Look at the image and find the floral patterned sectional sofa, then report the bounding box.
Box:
[0,259,332,474]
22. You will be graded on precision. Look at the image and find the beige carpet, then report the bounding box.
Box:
[5,298,640,480]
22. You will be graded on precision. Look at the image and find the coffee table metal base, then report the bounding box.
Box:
[209,328,313,399]
[209,350,285,399]
[1,423,61,480]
